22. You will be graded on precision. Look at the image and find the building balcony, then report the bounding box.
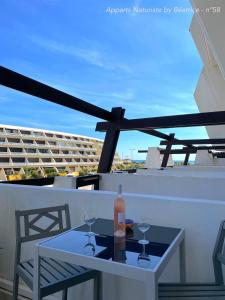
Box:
[191,0,225,79]
[0,142,97,152]
[0,132,22,138]
[0,152,11,156]
[0,167,224,299]
[0,131,97,144]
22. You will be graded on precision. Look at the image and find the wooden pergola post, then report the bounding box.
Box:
[161,133,175,168]
[184,150,191,165]
[97,107,125,173]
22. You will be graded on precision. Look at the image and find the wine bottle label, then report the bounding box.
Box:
[118,212,125,224]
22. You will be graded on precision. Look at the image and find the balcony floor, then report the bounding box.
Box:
[0,288,29,300]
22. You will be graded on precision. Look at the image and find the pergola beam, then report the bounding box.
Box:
[96,110,225,131]
[0,66,114,121]
[3,66,225,173]
[138,148,196,154]
[139,146,225,155]
[183,145,225,151]
[0,66,178,143]
[160,149,197,154]
[160,138,225,146]
[1,66,190,173]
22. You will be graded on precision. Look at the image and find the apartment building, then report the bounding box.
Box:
[0,124,122,180]
[190,0,225,138]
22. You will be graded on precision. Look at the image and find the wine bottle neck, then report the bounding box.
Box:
[118,184,122,197]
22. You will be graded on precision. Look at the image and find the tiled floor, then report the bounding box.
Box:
[0,290,11,300]
[0,289,30,300]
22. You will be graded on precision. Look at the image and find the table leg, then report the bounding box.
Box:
[145,274,158,300]
[179,239,186,282]
[94,272,103,300]
[33,245,40,300]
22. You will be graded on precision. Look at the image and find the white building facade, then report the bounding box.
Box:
[0,124,121,180]
[190,0,225,138]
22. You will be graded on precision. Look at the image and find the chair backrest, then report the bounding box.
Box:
[213,220,225,285]
[14,204,71,264]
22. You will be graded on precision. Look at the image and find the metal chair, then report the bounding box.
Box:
[13,204,101,300]
[159,220,225,299]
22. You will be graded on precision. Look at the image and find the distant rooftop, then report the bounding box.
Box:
[0,123,104,142]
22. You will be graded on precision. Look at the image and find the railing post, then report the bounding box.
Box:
[97,107,125,173]
[94,180,100,190]
[75,175,100,190]
[161,133,175,168]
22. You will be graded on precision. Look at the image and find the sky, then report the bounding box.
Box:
[0,0,207,160]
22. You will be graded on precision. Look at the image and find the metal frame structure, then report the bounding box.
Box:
[0,175,100,189]
[139,142,225,166]
[33,219,185,300]
[160,138,225,166]
[13,204,101,300]
[0,66,179,173]
[96,111,225,131]
[1,66,225,172]
[75,174,100,190]
[159,220,225,298]
[0,177,55,186]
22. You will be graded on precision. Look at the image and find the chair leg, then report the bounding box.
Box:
[94,272,102,300]
[12,273,19,300]
[62,288,68,300]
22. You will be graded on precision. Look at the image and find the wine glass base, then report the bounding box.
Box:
[83,242,95,256]
[138,239,149,245]
[137,254,151,268]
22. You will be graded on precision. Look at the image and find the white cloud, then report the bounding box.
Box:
[28,35,131,73]
[111,91,135,101]
[28,35,104,67]
[172,92,193,100]
[123,96,198,117]
[0,95,8,103]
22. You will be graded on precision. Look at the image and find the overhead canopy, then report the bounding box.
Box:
[1,66,225,172]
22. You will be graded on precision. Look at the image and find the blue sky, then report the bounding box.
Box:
[0,0,207,160]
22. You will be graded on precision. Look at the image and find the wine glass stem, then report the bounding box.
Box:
[90,224,92,234]
[143,231,146,241]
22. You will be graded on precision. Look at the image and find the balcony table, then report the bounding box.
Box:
[33,219,185,300]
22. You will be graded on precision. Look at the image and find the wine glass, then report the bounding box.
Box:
[84,213,96,237]
[137,244,151,268]
[137,218,150,245]
[83,235,95,256]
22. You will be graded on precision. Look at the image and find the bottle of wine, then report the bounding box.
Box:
[114,184,125,237]
[114,236,126,262]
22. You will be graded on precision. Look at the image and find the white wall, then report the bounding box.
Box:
[191,0,225,78]
[194,67,225,139]
[140,165,225,173]
[175,165,225,172]
[194,150,225,166]
[137,167,225,177]
[99,173,225,200]
[190,14,217,69]
[144,147,173,169]
[190,0,225,139]
[0,184,225,299]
